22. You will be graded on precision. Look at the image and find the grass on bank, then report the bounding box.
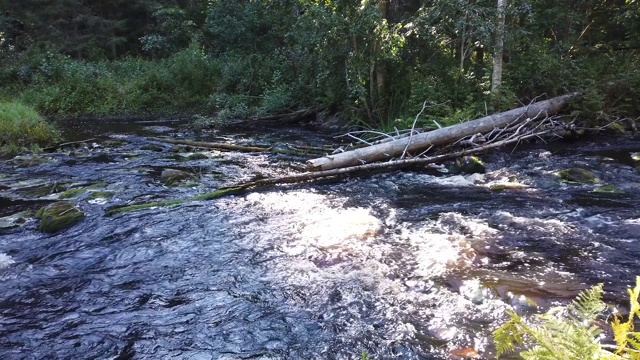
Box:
[0,101,59,157]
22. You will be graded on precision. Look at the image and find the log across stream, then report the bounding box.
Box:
[0,119,639,359]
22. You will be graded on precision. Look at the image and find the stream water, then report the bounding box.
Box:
[1,119,640,359]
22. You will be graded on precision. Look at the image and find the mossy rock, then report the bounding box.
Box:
[450,156,486,175]
[141,144,164,152]
[187,153,209,161]
[489,183,528,191]
[58,183,108,199]
[35,202,84,233]
[557,168,600,184]
[160,169,195,185]
[19,182,69,198]
[59,187,87,199]
[103,140,126,148]
[0,211,30,231]
[169,145,190,153]
[87,191,115,200]
[593,184,618,193]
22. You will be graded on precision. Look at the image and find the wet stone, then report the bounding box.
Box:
[35,202,84,233]
[0,211,30,232]
[160,169,195,185]
[557,167,600,184]
[450,156,486,175]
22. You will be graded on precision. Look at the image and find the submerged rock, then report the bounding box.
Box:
[187,153,209,161]
[557,168,600,184]
[35,202,84,233]
[160,169,195,185]
[593,184,619,193]
[449,156,486,175]
[0,211,30,232]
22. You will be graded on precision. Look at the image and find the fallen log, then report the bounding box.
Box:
[307,93,579,171]
[223,129,548,191]
[43,138,98,152]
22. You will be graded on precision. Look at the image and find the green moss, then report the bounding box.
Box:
[58,183,108,199]
[450,156,486,174]
[59,187,87,199]
[557,168,601,184]
[35,202,84,233]
[105,200,186,216]
[87,191,115,200]
[20,182,69,198]
[193,187,244,200]
[105,187,246,216]
[593,184,618,192]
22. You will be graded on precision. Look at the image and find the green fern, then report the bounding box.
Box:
[611,276,640,359]
[494,278,640,360]
[493,283,611,359]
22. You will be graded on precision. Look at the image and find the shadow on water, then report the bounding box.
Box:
[1,120,640,359]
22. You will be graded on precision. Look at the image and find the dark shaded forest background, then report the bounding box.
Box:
[1,0,638,128]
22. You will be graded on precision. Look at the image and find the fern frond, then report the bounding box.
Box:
[612,276,640,357]
[567,283,606,326]
[493,311,525,358]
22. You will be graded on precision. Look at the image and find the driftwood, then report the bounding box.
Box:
[43,138,98,152]
[308,93,579,171]
[250,107,322,124]
[147,137,269,152]
[218,128,552,192]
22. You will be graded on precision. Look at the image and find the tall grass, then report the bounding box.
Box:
[0,101,59,156]
[9,43,219,117]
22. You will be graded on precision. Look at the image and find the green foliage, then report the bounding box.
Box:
[494,284,607,359]
[15,45,219,116]
[611,277,640,358]
[0,101,58,156]
[1,0,639,127]
[494,279,640,359]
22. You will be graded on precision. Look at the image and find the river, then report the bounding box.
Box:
[1,119,639,359]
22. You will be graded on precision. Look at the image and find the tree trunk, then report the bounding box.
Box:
[307,93,578,171]
[491,0,507,93]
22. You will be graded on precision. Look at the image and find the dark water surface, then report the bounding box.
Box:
[1,120,640,359]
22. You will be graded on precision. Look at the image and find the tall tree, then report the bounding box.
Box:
[491,0,506,93]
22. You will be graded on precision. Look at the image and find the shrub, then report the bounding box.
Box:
[0,101,59,156]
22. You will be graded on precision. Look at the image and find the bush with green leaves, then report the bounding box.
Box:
[13,44,220,116]
[494,277,640,359]
[0,101,58,156]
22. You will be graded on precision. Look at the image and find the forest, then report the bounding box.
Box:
[1,0,638,128]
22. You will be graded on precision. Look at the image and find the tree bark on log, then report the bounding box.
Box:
[307,93,579,171]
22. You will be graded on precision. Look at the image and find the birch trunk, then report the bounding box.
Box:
[307,93,578,171]
[491,0,507,93]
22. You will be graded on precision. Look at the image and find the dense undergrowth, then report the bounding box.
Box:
[1,1,638,129]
